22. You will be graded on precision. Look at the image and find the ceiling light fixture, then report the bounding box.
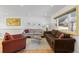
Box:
[50,5,54,7]
[20,5,24,7]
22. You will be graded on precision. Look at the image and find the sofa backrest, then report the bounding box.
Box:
[51,30,58,37]
[12,34,23,39]
[4,33,14,40]
[24,29,43,34]
[51,30,70,38]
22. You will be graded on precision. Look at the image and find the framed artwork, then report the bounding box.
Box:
[6,18,21,26]
[58,15,68,27]
[57,11,76,32]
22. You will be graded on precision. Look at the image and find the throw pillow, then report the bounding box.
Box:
[58,33,64,39]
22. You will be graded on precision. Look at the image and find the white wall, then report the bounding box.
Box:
[48,18,57,30]
[0,5,66,38]
[0,6,52,39]
[0,16,49,38]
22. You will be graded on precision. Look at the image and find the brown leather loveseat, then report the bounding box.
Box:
[44,30,76,53]
[2,33,26,53]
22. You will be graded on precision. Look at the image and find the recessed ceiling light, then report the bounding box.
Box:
[20,5,24,7]
[50,5,54,7]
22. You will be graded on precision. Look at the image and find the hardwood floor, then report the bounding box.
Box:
[0,39,2,53]
[0,38,53,53]
[17,49,53,53]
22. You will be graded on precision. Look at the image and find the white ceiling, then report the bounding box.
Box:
[0,5,66,17]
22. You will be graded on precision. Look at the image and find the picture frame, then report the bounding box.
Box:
[6,18,21,26]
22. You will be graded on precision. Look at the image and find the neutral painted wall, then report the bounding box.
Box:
[49,18,57,30]
[72,36,79,53]
[73,6,79,53]
[0,6,52,39]
[71,6,79,53]
[0,16,50,38]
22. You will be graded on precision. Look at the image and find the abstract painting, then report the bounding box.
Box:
[6,18,21,26]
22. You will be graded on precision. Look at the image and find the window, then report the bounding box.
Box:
[56,10,76,33]
[69,11,76,32]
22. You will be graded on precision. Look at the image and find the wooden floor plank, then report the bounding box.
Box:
[0,40,2,53]
[17,49,53,53]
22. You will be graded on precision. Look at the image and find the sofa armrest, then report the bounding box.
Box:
[53,38,75,52]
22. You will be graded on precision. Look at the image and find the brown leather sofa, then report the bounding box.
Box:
[2,33,26,53]
[44,30,76,53]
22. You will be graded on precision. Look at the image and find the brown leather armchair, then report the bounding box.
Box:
[2,33,26,53]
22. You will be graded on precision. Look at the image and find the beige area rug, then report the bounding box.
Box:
[18,38,53,53]
[26,38,51,50]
